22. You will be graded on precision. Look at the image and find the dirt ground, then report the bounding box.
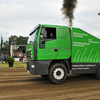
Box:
[0,68,100,100]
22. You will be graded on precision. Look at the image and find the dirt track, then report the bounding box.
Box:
[0,68,100,100]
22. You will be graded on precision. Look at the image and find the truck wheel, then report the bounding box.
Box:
[95,67,100,79]
[49,63,67,84]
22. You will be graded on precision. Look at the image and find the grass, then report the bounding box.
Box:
[0,61,26,69]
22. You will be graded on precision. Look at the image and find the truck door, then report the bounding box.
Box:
[37,27,59,60]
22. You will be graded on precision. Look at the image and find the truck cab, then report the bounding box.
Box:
[26,24,71,83]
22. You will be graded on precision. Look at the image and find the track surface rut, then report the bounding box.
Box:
[0,69,100,100]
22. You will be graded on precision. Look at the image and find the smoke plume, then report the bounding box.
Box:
[61,0,77,27]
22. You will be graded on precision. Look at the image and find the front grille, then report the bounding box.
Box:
[26,50,32,59]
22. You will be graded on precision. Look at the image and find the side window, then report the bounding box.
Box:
[39,27,56,48]
[58,28,67,39]
[45,27,56,41]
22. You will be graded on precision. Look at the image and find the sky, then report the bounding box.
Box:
[0,0,100,42]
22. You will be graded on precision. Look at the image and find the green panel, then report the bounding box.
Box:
[37,39,58,60]
[56,49,71,59]
[26,42,34,60]
[72,28,100,63]
[56,27,71,59]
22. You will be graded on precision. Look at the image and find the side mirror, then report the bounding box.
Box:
[41,27,47,38]
[40,35,43,39]
[40,35,45,44]
[42,31,47,38]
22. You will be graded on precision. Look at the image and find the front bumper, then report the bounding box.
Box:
[27,60,51,75]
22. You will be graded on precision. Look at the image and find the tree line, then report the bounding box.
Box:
[0,35,28,53]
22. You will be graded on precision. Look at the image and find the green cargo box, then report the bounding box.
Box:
[72,27,100,63]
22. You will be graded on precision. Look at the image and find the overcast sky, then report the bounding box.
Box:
[0,0,100,42]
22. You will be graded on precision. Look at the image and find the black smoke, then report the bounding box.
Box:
[61,0,77,27]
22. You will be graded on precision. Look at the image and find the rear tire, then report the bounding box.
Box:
[49,63,67,84]
[95,67,100,79]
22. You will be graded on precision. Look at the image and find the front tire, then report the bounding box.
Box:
[49,63,67,84]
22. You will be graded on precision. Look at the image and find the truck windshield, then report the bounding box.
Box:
[28,28,39,43]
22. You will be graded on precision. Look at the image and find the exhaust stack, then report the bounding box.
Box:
[61,0,77,28]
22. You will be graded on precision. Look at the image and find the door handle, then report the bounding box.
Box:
[54,49,58,52]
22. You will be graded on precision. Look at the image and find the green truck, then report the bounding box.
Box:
[26,24,100,83]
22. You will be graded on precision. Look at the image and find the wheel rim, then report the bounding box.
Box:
[53,68,64,80]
